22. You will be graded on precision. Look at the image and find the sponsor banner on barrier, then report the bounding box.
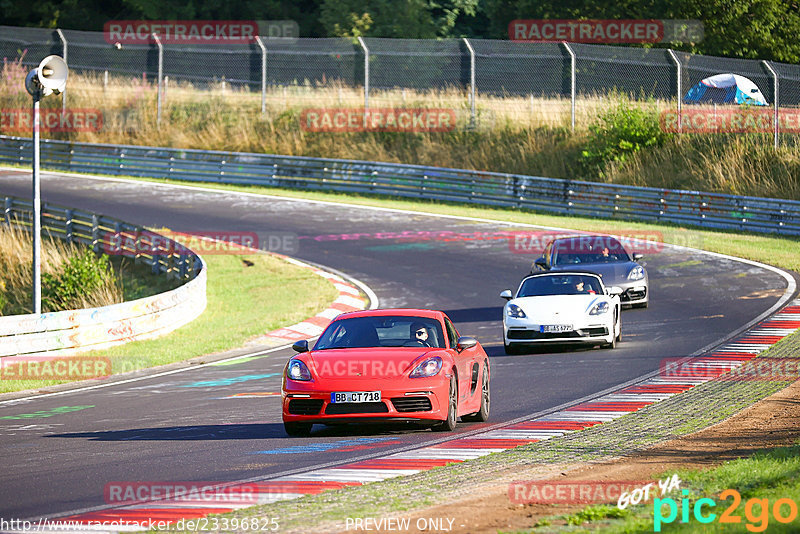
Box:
[509,19,703,43]
[660,358,800,381]
[299,108,457,132]
[104,482,259,504]
[1,108,103,133]
[509,480,649,504]
[660,109,800,134]
[102,230,298,255]
[1,356,111,380]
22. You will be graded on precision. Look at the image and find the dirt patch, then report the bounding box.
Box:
[373,378,800,533]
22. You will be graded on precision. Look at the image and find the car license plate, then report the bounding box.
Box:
[331,391,381,403]
[540,324,573,333]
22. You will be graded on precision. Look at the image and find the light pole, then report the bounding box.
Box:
[24,55,68,315]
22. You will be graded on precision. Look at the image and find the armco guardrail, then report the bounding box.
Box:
[1,135,799,235]
[0,195,206,358]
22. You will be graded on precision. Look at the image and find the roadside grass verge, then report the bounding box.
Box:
[0,224,123,314]
[197,331,800,533]
[525,442,800,533]
[0,251,339,394]
[3,63,799,198]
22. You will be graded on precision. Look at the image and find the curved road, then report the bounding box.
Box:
[0,169,794,521]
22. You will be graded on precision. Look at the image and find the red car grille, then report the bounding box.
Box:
[287,399,324,415]
[324,402,389,415]
[391,397,433,412]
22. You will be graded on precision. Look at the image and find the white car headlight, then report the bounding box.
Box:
[409,356,443,378]
[628,265,645,281]
[589,302,609,315]
[287,359,312,381]
[506,303,527,318]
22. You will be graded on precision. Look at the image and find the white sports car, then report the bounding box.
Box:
[500,272,622,354]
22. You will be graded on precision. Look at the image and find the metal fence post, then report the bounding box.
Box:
[561,42,576,132]
[57,29,67,113]
[91,214,100,254]
[762,60,779,149]
[152,33,163,126]
[256,36,267,115]
[65,209,73,243]
[667,49,682,133]
[464,38,476,126]
[358,36,369,110]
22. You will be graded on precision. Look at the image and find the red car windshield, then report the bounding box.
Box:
[314,316,445,349]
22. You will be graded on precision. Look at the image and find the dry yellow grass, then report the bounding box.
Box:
[2,63,798,199]
[0,224,123,315]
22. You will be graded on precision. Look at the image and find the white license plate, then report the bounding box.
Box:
[331,391,381,403]
[540,324,573,333]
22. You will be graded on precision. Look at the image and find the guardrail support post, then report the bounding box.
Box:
[358,36,369,110]
[57,29,67,113]
[91,214,100,254]
[152,33,163,126]
[256,36,267,115]
[464,38,476,127]
[561,42,576,132]
[65,209,74,243]
[762,60,779,149]
[667,49,682,134]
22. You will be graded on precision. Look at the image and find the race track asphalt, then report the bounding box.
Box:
[0,170,793,520]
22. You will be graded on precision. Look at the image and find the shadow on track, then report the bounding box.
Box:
[47,423,287,441]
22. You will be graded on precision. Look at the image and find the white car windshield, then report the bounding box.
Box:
[518,275,603,297]
[314,316,445,349]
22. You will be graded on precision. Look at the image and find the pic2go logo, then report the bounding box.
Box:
[654,489,799,532]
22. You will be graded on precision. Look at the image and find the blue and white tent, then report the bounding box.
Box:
[684,73,768,106]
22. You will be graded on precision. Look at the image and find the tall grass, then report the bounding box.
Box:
[2,62,799,199]
[0,224,123,315]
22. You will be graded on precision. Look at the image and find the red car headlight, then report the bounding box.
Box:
[409,356,443,378]
[287,359,312,381]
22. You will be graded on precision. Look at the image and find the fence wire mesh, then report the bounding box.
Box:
[1,24,798,144]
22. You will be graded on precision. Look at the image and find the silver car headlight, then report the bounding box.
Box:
[628,265,645,281]
[589,302,609,315]
[506,303,527,318]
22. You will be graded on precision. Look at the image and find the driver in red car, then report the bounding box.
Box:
[410,322,433,347]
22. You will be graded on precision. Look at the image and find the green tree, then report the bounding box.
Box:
[320,0,478,38]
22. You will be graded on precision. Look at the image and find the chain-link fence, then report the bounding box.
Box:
[1,24,799,145]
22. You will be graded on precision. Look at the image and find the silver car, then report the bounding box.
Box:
[531,235,649,308]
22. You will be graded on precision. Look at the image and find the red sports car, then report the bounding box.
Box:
[281,308,490,436]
